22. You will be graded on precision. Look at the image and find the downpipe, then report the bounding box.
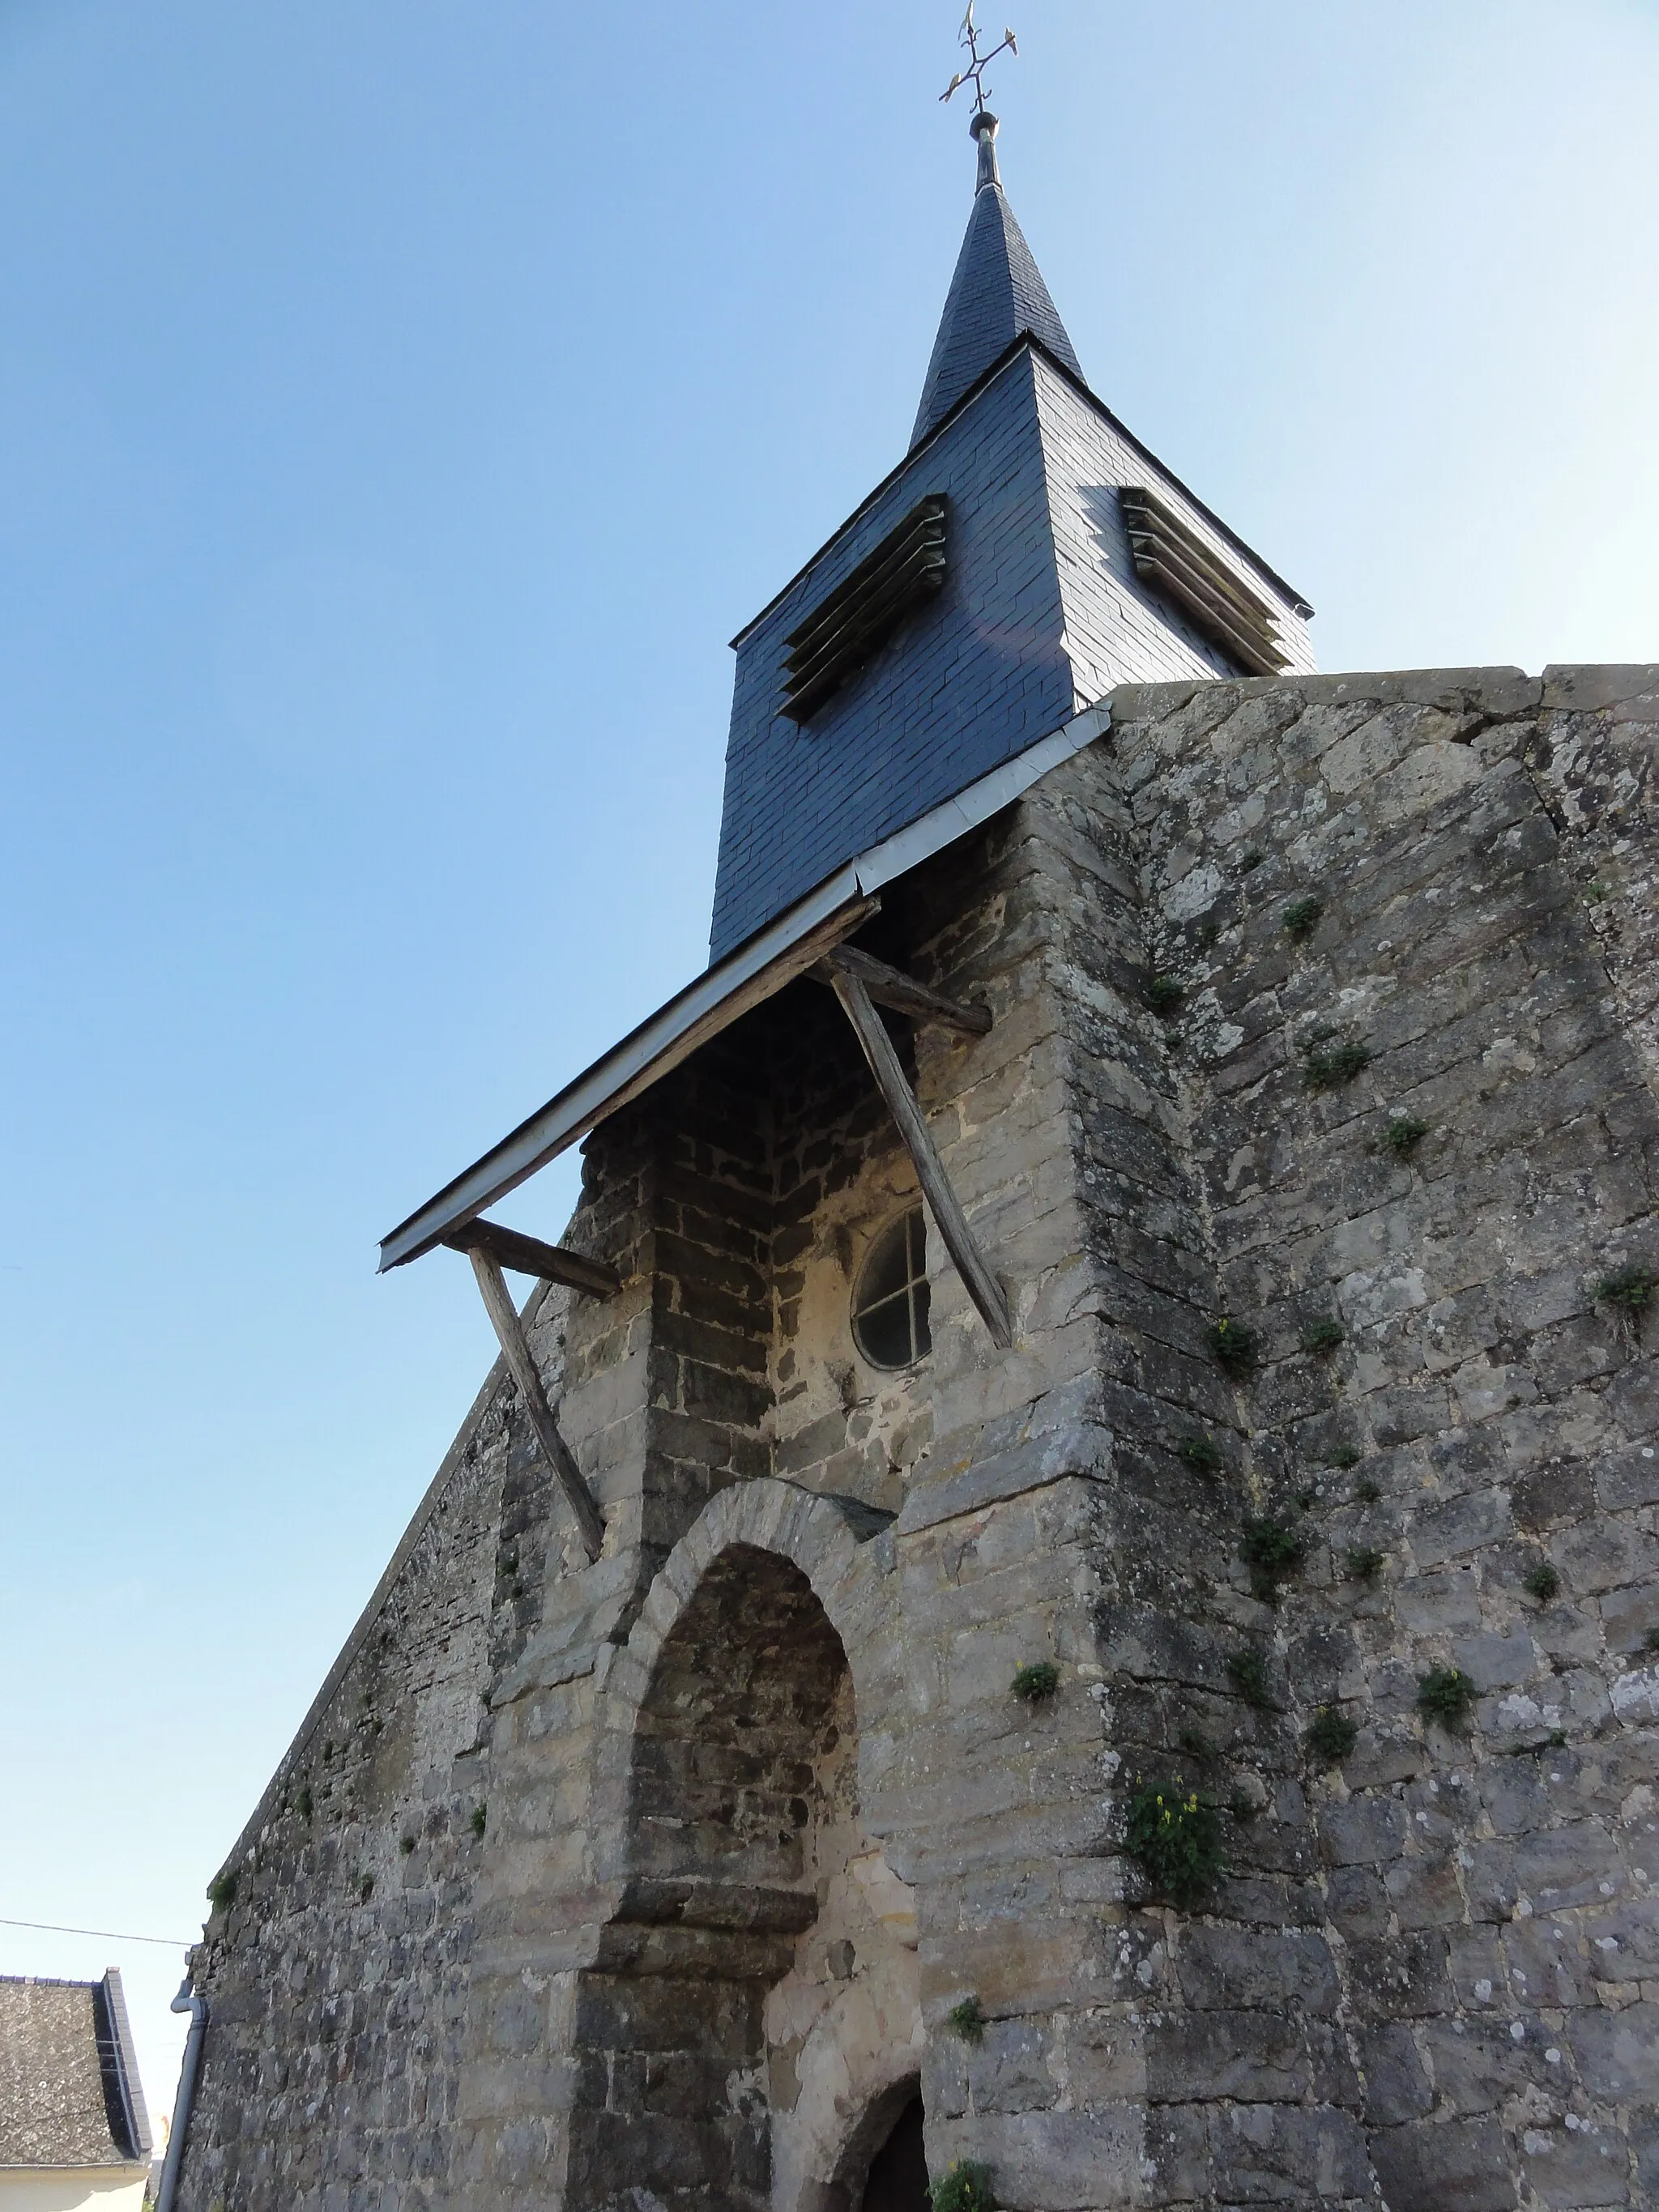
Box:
[154,1975,209,2212]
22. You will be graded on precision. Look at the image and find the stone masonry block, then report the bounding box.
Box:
[1368,2114,1519,2212]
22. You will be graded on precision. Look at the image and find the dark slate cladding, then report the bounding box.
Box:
[782,495,949,724]
[708,343,1317,965]
[1030,352,1318,709]
[709,349,1073,964]
[708,142,1317,965]
[911,182,1083,450]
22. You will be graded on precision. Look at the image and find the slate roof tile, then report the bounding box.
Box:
[706,147,1316,965]
[0,1973,151,2168]
[911,175,1083,450]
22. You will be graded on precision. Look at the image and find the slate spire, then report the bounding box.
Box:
[911,111,1084,450]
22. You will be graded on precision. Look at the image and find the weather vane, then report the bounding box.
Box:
[940,2,1017,117]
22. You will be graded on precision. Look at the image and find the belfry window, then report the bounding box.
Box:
[1119,483,1294,677]
[780,496,949,723]
[852,1208,932,1370]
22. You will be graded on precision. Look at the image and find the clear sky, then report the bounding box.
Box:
[2,0,1656,2120]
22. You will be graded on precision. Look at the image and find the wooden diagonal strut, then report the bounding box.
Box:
[467,1247,606,1562]
[444,1218,621,1299]
[827,957,1013,1349]
[812,943,992,1035]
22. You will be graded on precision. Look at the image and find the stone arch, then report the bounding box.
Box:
[602,1481,891,1734]
[569,1481,921,2212]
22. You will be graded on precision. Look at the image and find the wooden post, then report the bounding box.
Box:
[467,1247,606,1561]
[828,957,1013,1349]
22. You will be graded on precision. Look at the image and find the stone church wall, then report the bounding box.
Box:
[178,663,1657,2212]
[1074,664,1659,2209]
[179,1323,539,2205]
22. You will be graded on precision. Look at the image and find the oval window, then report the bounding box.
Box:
[852,1208,932,1370]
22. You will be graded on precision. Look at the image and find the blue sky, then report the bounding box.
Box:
[2,0,1656,2116]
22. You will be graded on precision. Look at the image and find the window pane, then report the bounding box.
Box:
[858,1217,911,1311]
[852,1208,929,1370]
[857,1291,915,1370]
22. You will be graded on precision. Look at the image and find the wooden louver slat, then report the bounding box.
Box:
[782,496,949,722]
[1120,484,1291,678]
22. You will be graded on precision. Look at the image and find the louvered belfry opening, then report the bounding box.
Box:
[1119,483,1294,677]
[781,495,949,723]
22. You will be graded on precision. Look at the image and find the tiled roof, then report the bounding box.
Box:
[0,1973,151,2167]
[911,173,1083,449]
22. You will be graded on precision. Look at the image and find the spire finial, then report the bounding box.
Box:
[940,6,1017,144]
[970,109,1000,192]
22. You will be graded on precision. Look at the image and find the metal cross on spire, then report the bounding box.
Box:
[940,2,1017,117]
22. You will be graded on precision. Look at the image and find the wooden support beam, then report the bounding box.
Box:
[445,1219,621,1299]
[827,957,1013,1349]
[467,1247,606,1562]
[812,944,992,1035]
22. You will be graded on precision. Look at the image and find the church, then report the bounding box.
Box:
[166,53,1659,2212]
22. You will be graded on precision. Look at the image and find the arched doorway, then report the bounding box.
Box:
[569,1535,922,2212]
[860,2094,929,2212]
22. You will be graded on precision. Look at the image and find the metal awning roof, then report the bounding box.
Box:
[378,700,1109,1271]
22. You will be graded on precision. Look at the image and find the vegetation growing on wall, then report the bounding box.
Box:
[1226,1649,1274,1710]
[1283,895,1323,937]
[1211,1318,1259,1372]
[1240,1514,1308,1599]
[1385,1115,1431,1157]
[1124,1779,1227,1910]
[1418,1667,1476,1730]
[1305,1707,1358,1767]
[1304,1042,1370,1092]
[1594,1264,1656,1333]
[932,2162,998,2212]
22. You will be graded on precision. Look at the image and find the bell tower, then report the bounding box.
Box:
[708,68,1316,964]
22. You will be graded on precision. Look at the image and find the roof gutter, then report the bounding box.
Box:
[378,698,1110,1272]
[154,1977,208,2212]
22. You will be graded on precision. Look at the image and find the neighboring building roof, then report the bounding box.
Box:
[0,1972,151,2168]
[911,115,1083,448]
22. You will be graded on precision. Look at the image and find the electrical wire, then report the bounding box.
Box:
[0,1916,194,1950]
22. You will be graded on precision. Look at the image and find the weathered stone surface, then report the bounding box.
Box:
[179,668,1657,2212]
